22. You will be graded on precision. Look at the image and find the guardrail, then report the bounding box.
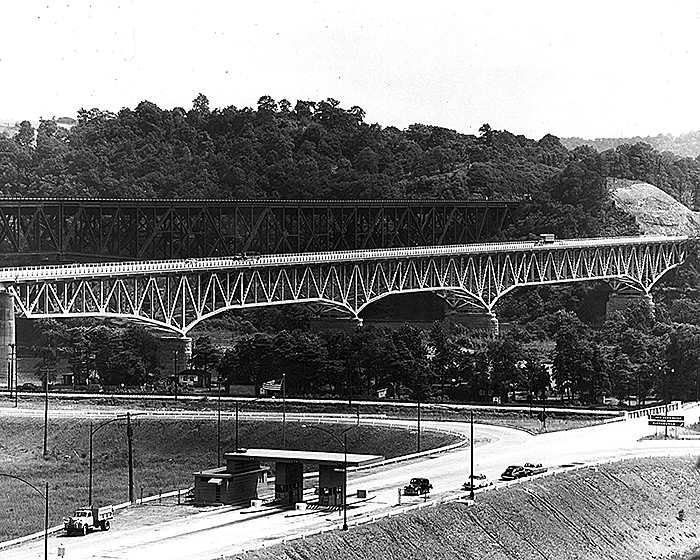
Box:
[624,401,682,420]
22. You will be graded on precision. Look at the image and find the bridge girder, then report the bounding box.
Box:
[0,198,518,264]
[3,236,687,335]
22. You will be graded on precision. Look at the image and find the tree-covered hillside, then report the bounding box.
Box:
[562,131,700,159]
[6,94,700,408]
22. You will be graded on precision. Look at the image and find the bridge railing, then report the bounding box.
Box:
[624,400,682,420]
[0,235,688,282]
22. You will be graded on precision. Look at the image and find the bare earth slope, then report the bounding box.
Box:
[609,178,700,236]
[234,456,699,560]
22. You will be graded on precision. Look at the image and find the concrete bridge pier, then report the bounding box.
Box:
[180,336,192,368]
[0,290,16,391]
[606,288,654,318]
[309,315,363,332]
[445,308,499,336]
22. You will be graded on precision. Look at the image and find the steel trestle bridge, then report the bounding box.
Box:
[0,198,517,264]
[0,235,687,338]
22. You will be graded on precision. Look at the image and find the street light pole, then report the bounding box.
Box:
[282,373,287,450]
[343,430,348,530]
[469,409,475,500]
[0,473,48,560]
[173,350,179,402]
[417,397,421,454]
[303,423,355,531]
[43,375,48,456]
[9,342,16,408]
[127,412,134,503]
[217,375,221,466]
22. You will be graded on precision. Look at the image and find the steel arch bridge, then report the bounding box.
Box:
[0,197,518,264]
[0,235,687,338]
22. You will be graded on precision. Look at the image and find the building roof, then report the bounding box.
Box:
[225,448,384,467]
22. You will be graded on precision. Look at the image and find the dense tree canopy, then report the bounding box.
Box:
[9,95,700,407]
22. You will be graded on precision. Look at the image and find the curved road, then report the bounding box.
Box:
[2,404,700,559]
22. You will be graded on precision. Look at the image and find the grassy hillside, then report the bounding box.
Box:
[0,414,456,542]
[234,456,700,560]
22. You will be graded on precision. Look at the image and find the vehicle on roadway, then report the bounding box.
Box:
[501,465,528,480]
[19,382,40,392]
[64,505,114,536]
[524,462,548,475]
[462,473,493,491]
[403,477,432,495]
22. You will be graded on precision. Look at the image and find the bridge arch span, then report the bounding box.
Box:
[0,235,688,337]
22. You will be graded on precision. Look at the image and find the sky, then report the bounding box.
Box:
[1,0,699,140]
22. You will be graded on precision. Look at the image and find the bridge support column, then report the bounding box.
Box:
[445,309,499,336]
[0,290,16,391]
[180,336,192,368]
[606,289,654,318]
[309,315,363,333]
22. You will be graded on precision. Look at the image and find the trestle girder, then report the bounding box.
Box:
[0,198,517,264]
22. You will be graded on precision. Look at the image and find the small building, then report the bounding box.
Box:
[172,369,211,388]
[193,448,384,507]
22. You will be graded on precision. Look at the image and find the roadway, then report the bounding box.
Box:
[2,405,700,559]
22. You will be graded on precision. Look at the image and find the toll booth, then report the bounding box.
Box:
[318,464,344,506]
[194,448,383,507]
[274,462,304,504]
[193,457,266,506]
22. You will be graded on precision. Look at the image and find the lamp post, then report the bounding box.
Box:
[469,409,475,500]
[437,405,477,500]
[8,342,16,407]
[0,474,48,560]
[303,423,356,531]
[89,413,141,505]
[282,373,287,450]
[173,350,179,402]
[43,373,49,456]
[217,375,221,466]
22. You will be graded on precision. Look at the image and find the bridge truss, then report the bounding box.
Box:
[0,198,518,264]
[1,236,687,337]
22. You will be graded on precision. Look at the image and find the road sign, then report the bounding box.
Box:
[648,419,684,427]
[649,415,684,421]
[537,411,548,423]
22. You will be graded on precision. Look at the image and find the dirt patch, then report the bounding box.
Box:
[114,496,217,526]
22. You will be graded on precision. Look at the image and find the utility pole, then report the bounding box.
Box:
[282,373,287,450]
[469,409,475,500]
[43,374,49,456]
[127,412,134,503]
[174,350,179,402]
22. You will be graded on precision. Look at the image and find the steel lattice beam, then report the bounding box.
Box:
[1,236,687,336]
[0,198,518,264]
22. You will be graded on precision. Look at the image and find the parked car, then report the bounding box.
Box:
[524,462,548,475]
[501,465,528,481]
[462,473,493,491]
[403,477,432,496]
[19,383,40,392]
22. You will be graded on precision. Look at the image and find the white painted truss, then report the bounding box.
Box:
[0,235,688,336]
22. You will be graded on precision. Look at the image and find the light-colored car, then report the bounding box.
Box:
[462,473,493,491]
[524,462,548,475]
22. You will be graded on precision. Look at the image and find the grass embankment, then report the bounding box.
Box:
[0,414,454,542]
[234,456,700,560]
[0,395,615,542]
